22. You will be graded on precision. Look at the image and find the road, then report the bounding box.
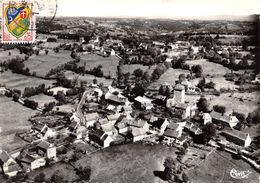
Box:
[76,89,95,126]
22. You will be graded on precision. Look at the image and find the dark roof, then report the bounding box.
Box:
[69,121,78,129]
[37,141,51,150]
[210,111,230,123]
[128,119,147,128]
[175,102,190,109]
[152,118,167,128]
[221,129,249,141]
[6,163,21,173]
[164,128,179,138]
[33,123,45,132]
[89,129,105,139]
[0,151,10,163]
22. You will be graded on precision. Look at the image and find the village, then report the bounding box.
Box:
[0,17,260,182]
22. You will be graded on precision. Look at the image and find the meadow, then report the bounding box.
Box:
[0,71,55,91]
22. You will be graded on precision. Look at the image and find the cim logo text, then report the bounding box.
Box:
[230,168,252,179]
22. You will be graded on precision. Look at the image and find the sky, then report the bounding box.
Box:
[0,0,259,18]
[51,0,260,17]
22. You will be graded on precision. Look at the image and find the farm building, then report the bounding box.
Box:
[36,141,57,159]
[210,111,239,128]
[220,129,252,147]
[89,129,114,148]
[0,150,21,177]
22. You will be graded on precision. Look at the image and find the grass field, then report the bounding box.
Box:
[208,92,259,116]
[28,94,57,108]
[64,71,113,86]
[0,97,36,152]
[150,68,190,89]
[77,54,120,78]
[188,150,259,183]
[24,50,72,77]
[186,59,230,76]
[121,64,157,76]
[76,143,177,183]
[29,162,78,182]
[0,49,26,63]
[0,71,55,91]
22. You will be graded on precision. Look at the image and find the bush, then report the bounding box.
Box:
[34,173,45,182]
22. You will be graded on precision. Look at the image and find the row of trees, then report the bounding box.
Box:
[23,84,46,97]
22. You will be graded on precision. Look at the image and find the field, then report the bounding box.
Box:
[208,92,259,116]
[77,54,120,78]
[186,59,230,76]
[28,94,57,108]
[0,71,55,91]
[188,150,259,183]
[24,50,72,77]
[0,49,26,63]
[76,143,177,183]
[121,64,156,75]
[0,97,36,152]
[190,77,239,91]
[150,68,190,89]
[64,71,113,86]
[29,162,78,182]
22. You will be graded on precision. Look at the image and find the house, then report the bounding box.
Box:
[105,91,127,105]
[120,105,133,116]
[85,112,100,127]
[202,113,212,125]
[20,153,46,171]
[48,86,69,96]
[32,123,56,139]
[70,113,80,123]
[0,150,21,177]
[89,129,114,148]
[151,118,169,134]
[164,127,187,145]
[220,129,252,147]
[130,127,147,142]
[101,47,116,56]
[128,119,150,132]
[171,101,197,120]
[0,87,7,96]
[210,111,239,128]
[36,141,56,159]
[114,117,130,134]
[107,113,121,124]
[174,84,185,103]
[134,96,153,110]
[68,121,80,131]
[100,123,114,136]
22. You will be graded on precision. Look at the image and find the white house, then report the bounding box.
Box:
[0,150,21,177]
[210,111,239,128]
[85,112,100,127]
[20,153,46,171]
[130,127,147,142]
[89,129,114,148]
[134,96,153,110]
[202,113,212,125]
[36,141,57,159]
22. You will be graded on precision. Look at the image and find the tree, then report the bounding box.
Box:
[45,49,49,55]
[197,77,206,91]
[76,166,91,181]
[163,157,176,181]
[191,65,203,78]
[133,68,144,78]
[42,102,56,114]
[178,74,186,84]
[202,123,216,143]
[131,83,145,97]
[93,78,98,84]
[34,173,45,182]
[197,96,209,113]
[213,105,226,114]
[50,170,64,182]
[205,81,215,89]
[55,91,67,104]
[182,172,189,183]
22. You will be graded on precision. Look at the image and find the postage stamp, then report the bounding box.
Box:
[1,1,36,43]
